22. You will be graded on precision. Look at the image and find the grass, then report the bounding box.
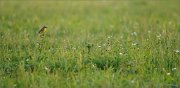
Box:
[0,0,180,88]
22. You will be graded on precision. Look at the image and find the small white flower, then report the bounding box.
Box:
[131,80,135,83]
[172,68,176,71]
[98,45,102,48]
[119,53,123,55]
[108,36,112,39]
[167,73,170,76]
[132,42,138,46]
[36,42,40,46]
[157,34,161,39]
[131,32,137,36]
[92,64,96,68]
[26,59,29,62]
[175,50,179,53]
[44,66,49,71]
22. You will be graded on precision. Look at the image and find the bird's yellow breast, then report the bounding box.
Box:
[44,28,47,32]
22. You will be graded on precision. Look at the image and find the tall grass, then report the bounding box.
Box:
[0,1,180,88]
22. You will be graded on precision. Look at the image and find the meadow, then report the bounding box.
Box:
[0,1,180,88]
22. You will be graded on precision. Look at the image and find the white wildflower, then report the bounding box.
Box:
[131,79,135,84]
[98,45,102,48]
[108,36,112,39]
[119,52,123,55]
[132,42,138,46]
[175,50,179,53]
[172,68,176,71]
[131,32,137,36]
[167,73,170,76]
[26,59,29,62]
[157,34,161,39]
[44,66,49,71]
[36,42,40,46]
[92,64,96,68]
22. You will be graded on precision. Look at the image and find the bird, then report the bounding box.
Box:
[38,26,47,34]
[38,26,47,38]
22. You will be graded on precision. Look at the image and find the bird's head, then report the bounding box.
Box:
[43,26,47,31]
[43,26,47,28]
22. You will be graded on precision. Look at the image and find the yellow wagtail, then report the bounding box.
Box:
[38,26,47,34]
[38,26,47,37]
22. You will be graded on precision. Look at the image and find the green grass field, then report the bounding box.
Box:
[0,1,180,88]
